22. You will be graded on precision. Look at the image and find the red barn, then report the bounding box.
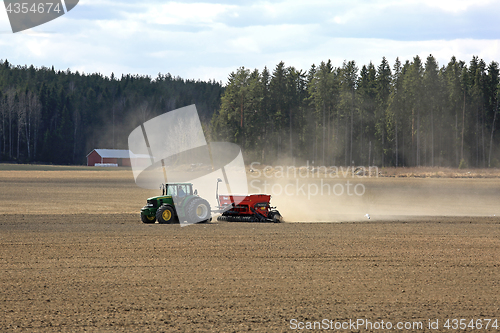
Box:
[86,149,133,166]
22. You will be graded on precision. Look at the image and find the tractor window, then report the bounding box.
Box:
[177,185,186,197]
[166,184,192,197]
[177,184,193,197]
[166,185,177,196]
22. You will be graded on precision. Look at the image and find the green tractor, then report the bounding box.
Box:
[140,183,211,224]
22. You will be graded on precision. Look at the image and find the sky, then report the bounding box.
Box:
[1,0,500,84]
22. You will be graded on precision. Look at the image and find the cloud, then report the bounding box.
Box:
[1,0,500,83]
[415,0,495,13]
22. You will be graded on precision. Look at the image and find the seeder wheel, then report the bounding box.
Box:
[268,211,283,223]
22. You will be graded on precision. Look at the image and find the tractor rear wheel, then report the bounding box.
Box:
[156,205,177,224]
[141,213,156,224]
[186,198,211,224]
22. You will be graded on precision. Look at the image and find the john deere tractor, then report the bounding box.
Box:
[140,183,211,224]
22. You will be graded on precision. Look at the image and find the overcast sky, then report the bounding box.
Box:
[1,0,499,84]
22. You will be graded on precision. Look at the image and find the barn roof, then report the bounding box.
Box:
[86,149,151,159]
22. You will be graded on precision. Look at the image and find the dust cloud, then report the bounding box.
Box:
[245,163,500,223]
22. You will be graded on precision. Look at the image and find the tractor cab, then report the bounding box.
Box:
[162,183,193,197]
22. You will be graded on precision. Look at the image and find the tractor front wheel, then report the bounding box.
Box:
[156,205,177,224]
[141,213,156,224]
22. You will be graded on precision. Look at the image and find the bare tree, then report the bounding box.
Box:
[6,89,17,160]
[27,91,41,160]
[72,108,80,163]
[139,100,150,123]
[0,92,4,158]
[17,91,26,160]
[489,102,497,167]
[461,90,466,161]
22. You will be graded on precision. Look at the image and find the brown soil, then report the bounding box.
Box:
[1,167,500,332]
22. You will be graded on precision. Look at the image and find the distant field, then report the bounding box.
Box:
[0,166,154,215]
[381,166,500,178]
[2,162,500,176]
[1,165,499,220]
[0,163,131,172]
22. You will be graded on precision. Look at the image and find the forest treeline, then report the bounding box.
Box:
[1,55,499,167]
[0,60,223,164]
[211,55,500,168]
